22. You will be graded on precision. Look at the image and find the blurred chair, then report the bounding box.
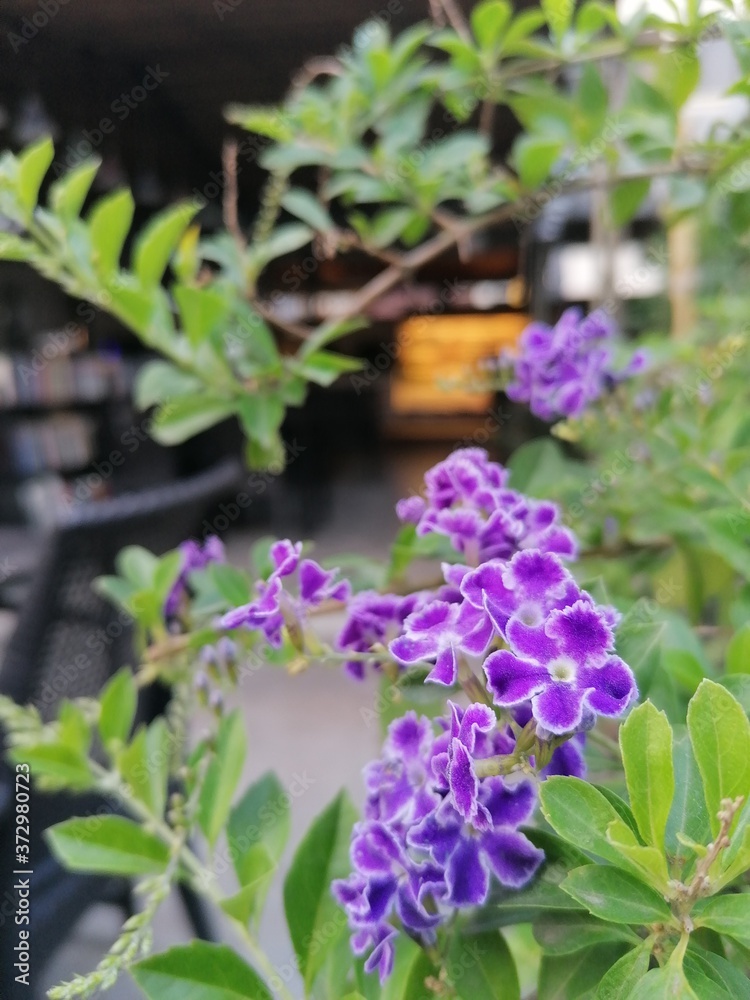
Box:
[0,457,243,995]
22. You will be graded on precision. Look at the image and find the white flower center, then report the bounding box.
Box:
[548,656,577,683]
[517,602,543,627]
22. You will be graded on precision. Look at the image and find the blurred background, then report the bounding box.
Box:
[0,0,744,995]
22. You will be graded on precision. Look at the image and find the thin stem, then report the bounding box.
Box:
[588,726,622,760]
[222,140,246,254]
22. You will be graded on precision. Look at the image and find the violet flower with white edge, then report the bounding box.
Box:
[221,539,350,647]
[484,597,637,735]
[505,307,647,421]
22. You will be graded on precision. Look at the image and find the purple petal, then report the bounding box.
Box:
[457,703,496,751]
[505,617,559,662]
[544,737,586,778]
[544,599,614,665]
[448,739,479,822]
[389,634,438,664]
[580,657,637,717]
[531,683,585,735]
[484,650,548,706]
[426,644,459,686]
[299,559,330,602]
[396,495,426,523]
[480,828,544,888]
[446,836,489,906]
[269,539,302,576]
[481,777,537,828]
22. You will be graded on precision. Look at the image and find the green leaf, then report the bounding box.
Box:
[610,178,650,228]
[620,701,674,851]
[296,350,362,387]
[513,134,564,188]
[542,0,573,42]
[17,136,54,214]
[150,395,235,445]
[283,790,357,991]
[627,963,698,1000]
[684,948,750,1000]
[225,103,294,142]
[595,942,652,999]
[694,894,750,947]
[471,0,512,52]
[118,719,171,818]
[447,928,519,999]
[253,223,313,269]
[210,564,251,607]
[538,943,630,999]
[665,732,711,862]
[561,865,672,925]
[173,285,231,347]
[10,743,93,791]
[49,159,101,219]
[726,623,750,674]
[131,941,272,1000]
[540,777,635,867]
[0,233,37,262]
[687,679,750,836]
[219,850,275,927]
[281,187,333,231]
[98,667,137,749]
[134,360,204,411]
[116,545,158,587]
[88,189,135,275]
[226,771,290,925]
[237,393,285,450]
[198,709,247,848]
[534,912,637,956]
[47,815,169,876]
[133,202,198,286]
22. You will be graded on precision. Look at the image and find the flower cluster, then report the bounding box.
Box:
[333,710,547,980]
[221,540,350,647]
[505,307,647,421]
[164,535,225,619]
[391,548,636,732]
[395,447,576,564]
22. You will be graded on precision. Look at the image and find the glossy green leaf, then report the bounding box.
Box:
[683,948,750,999]
[118,719,171,818]
[88,189,135,275]
[198,709,247,848]
[561,865,672,925]
[173,285,230,347]
[150,395,235,445]
[209,563,251,608]
[627,963,698,1000]
[447,928,519,999]
[131,941,272,1000]
[471,0,512,52]
[116,545,158,588]
[687,679,750,836]
[133,201,198,286]
[0,233,37,261]
[726,623,750,674]
[513,134,564,188]
[17,136,54,213]
[538,943,630,999]
[694,894,750,947]
[134,360,204,410]
[665,732,711,863]
[226,771,290,925]
[611,178,650,227]
[10,743,93,791]
[534,912,637,956]
[595,942,652,999]
[281,187,333,231]
[49,159,101,219]
[237,393,285,450]
[620,701,674,851]
[47,815,169,876]
[283,790,357,991]
[98,667,137,749]
[540,776,635,867]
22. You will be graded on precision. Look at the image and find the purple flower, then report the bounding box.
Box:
[164,535,225,618]
[336,591,427,679]
[505,308,646,421]
[395,448,576,564]
[333,711,544,980]
[484,598,637,735]
[221,539,350,647]
[389,596,494,686]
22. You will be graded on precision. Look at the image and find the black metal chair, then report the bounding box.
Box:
[0,457,243,995]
